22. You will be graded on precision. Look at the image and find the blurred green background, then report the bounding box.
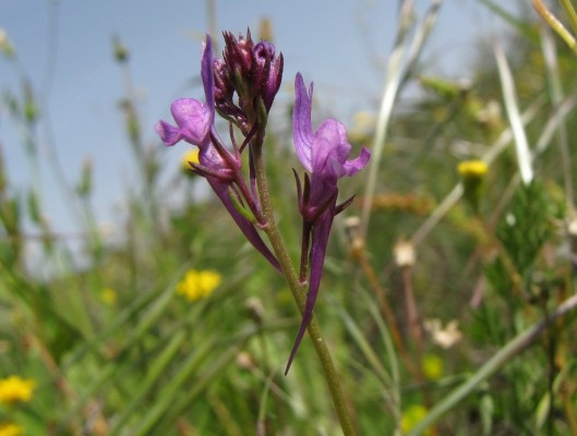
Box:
[1,1,577,435]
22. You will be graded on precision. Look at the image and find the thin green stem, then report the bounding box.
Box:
[252,143,356,436]
[560,0,577,35]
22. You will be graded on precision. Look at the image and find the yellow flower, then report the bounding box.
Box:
[401,404,431,435]
[100,287,117,306]
[457,159,488,179]
[0,423,23,436]
[0,376,35,404]
[176,269,222,302]
[422,353,444,380]
[181,149,200,174]
[457,160,489,213]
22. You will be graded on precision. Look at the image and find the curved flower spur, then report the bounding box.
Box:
[286,73,370,374]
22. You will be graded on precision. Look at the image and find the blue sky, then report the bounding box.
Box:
[1,0,519,248]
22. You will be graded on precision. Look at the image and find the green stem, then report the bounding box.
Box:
[407,293,577,435]
[252,144,356,436]
[560,0,577,36]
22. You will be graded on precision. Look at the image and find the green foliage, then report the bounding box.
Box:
[496,181,556,278]
[1,3,577,435]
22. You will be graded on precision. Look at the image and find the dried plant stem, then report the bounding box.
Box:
[356,251,419,378]
[400,265,432,410]
[540,25,574,211]
[533,0,577,55]
[402,266,422,349]
[252,144,356,436]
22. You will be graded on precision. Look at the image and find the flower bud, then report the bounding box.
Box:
[213,29,283,131]
[458,159,488,213]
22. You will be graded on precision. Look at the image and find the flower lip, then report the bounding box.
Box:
[155,35,216,149]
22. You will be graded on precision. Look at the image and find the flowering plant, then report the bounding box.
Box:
[156,30,369,434]
[156,35,280,271]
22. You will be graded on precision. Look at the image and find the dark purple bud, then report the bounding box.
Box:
[213,29,283,132]
[254,41,284,112]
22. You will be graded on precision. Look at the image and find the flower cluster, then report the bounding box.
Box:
[156,31,369,372]
[156,35,281,271]
[214,30,283,133]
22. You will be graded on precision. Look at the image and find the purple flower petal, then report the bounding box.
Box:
[311,120,351,179]
[201,35,215,112]
[155,120,183,146]
[342,147,371,176]
[292,73,314,172]
[293,73,370,180]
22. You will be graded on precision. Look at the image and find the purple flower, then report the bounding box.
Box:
[285,73,370,373]
[155,35,280,271]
